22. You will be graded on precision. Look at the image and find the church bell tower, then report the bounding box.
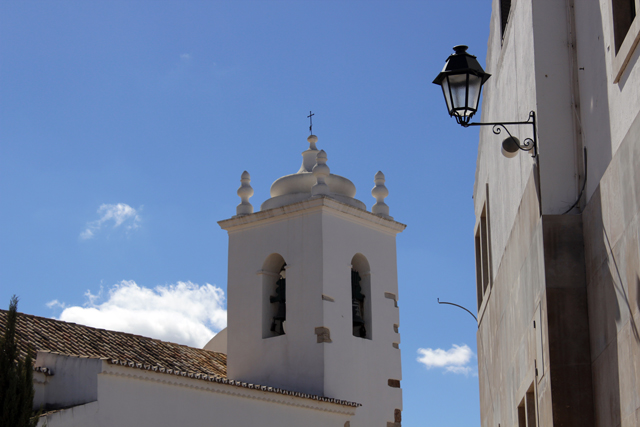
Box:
[218,134,405,426]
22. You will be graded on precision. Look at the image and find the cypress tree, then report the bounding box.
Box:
[0,296,37,427]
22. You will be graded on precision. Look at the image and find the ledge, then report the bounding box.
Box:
[219,195,406,234]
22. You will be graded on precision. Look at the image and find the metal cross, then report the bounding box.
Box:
[307,111,315,135]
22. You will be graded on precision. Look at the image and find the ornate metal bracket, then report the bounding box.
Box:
[462,110,538,158]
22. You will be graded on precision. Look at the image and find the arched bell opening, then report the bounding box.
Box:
[261,253,287,338]
[351,253,372,340]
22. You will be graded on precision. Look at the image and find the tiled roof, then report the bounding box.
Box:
[0,310,226,378]
[1,310,361,408]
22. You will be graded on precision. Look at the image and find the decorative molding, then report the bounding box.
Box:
[392,343,399,349]
[321,294,335,302]
[219,196,406,235]
[393,324,399,333]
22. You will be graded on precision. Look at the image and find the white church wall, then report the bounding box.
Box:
[38,361,355,427]
[324,212,402,396]
[224,204,326,396]
[37,402,100,427]
[320,209,403,426]
[220,196,405,426]
[33,352,102,410]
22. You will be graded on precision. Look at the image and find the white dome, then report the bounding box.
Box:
[260,135,366,211]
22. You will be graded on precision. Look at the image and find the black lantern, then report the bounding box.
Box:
[433,45,491,126]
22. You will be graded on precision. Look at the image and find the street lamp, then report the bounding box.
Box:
[433,45,538,158]
[432,45,490,126]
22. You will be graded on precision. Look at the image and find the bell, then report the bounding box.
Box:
[352,300,365,326]
[269,271,287,335]
[273,303,286,322]
[352,300,367,338]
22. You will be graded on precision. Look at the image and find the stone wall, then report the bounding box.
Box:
[582,110,640,427]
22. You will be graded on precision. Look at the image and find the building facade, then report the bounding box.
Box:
[473,1,640,426]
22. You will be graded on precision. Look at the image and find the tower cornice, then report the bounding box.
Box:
[218,195,406,235]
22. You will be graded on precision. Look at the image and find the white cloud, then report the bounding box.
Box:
[45,299,66,309]
[417,344,474,375]
[80,203,141,239]
[49,280,226,348]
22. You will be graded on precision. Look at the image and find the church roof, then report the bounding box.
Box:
[1,310,362,408]
[0,310,227,378]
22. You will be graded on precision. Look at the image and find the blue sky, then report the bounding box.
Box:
[0,1,491,425]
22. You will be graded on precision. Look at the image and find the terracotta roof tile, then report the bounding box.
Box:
[1,310,362,408]
[0,310,226,378]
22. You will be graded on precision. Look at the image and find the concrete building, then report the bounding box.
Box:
[0,134,406,426]
[472,1,640,426]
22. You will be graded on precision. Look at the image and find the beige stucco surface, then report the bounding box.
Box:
[474,1,640,426]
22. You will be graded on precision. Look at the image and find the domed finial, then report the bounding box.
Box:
[307,134,318,151]
[371,171,392,219]
[311,150,330,196]
[236,171,254,216]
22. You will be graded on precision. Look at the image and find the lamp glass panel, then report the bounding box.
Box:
[447,74,469,112]
[468,74,483,112]
[441,78,453,114]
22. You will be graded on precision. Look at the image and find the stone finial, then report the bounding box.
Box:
[308,134,318,150]
[236,171,254,216]
[371,171,392,219]
[311,150,330,196]
[298,135,320,173]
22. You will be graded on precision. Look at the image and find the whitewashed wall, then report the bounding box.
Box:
[37,359,354,427]
[220,196,405,427]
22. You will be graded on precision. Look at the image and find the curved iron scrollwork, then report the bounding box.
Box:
[463,110,538,158]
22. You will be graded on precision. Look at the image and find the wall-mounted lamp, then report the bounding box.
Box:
[433,45,538,158]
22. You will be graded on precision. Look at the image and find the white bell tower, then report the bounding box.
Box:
[218,135,406,426]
